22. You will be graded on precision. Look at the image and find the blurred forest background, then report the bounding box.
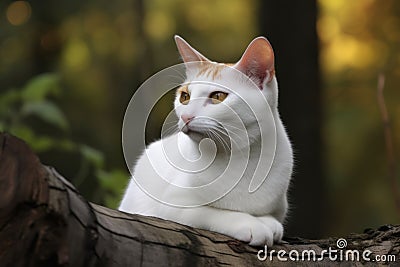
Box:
[1,0,399,239]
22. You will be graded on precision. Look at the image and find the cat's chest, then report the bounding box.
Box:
[145,135,237,186]
[138,135,281,213]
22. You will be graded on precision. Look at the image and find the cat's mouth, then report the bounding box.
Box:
[181,122,206,140]
[182,128,205,143]
[181,123,198,135]
[181,121,230,146]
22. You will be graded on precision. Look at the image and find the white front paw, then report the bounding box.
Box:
[257,216,284,245]
[219,214,282,246]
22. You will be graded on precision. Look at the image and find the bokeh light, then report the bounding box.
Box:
[6,1,31,26]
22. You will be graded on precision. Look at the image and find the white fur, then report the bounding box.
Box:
[119,38,293,246]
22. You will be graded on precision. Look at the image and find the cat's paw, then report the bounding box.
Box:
[257,216,284,245]
[220,214,281,246]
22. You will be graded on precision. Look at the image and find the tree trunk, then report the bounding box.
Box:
[259,0,325,238]
[0,133,398,266]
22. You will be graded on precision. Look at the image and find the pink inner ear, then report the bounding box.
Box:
[234,37,275,89]
[174,35,210,63]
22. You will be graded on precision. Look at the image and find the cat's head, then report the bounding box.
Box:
[173,35,278,146]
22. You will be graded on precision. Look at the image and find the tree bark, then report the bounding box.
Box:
[0,133,398,266]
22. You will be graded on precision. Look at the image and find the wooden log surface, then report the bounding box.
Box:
[0,133,399,266]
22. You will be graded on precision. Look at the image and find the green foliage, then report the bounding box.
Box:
[79,144,128,209]
[97,169,128,208]
[0,73,127,209]
[80,144,105,169]
[22,101,68,130]
[0,73,66,152]
[21,73,61,102]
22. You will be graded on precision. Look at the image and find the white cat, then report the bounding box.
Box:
[119,35,293,246]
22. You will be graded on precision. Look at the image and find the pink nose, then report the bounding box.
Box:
[181,115,194,124]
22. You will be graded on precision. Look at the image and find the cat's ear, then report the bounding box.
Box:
[174,35,210,63]
[234,37,275,89]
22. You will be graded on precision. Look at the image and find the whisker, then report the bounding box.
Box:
[213,124,248,144]
[198,121,237,145]
[210,124,242,141]
[209,128,230,154]
[211,130,227,153]
[205,131,227,154]
[210,126,248,158]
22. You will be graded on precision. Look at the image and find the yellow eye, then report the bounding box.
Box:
[180,91,190,104]
[210,91,228,104]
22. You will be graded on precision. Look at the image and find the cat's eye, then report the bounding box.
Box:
[180,92,190,104]
[209,91,228,104]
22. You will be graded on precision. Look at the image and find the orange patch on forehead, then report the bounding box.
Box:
[196,62,228,80]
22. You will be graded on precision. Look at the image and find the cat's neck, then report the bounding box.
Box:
[179,131,258,160]
[179,132,230,160]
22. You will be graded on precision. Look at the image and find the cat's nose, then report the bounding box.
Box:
[181,115,194,124]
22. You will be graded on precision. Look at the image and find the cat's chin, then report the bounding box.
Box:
[181,130,231,153]
[182,129,205,143]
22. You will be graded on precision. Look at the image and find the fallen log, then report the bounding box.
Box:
[0,133,398,266]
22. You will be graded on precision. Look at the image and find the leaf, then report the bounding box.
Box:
[21,73,60,102]
[21,100,69,130]
[0,89,20,108]
[80,145,104,168]
[0,89,20,119]
[30,136,56,152]
[9,125,55,152]
[96,169,128,208]
[59,139,77,151]
[97,169,128,192]
[9,125,35,143]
